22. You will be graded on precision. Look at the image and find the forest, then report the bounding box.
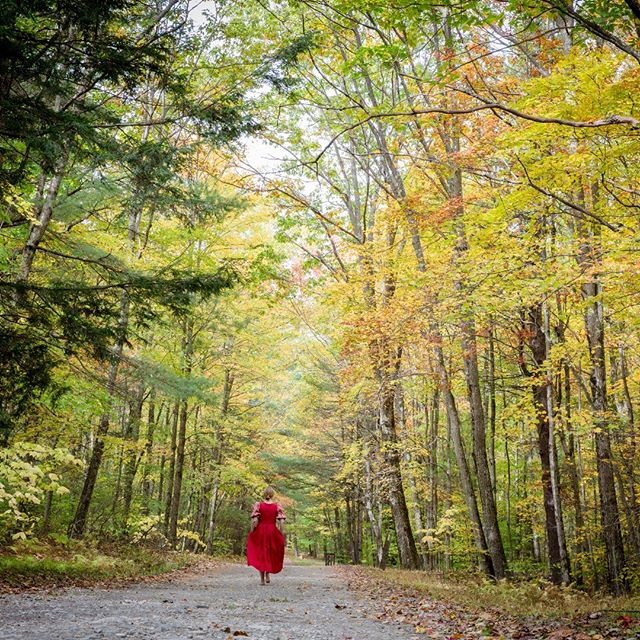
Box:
[2,0,640,603]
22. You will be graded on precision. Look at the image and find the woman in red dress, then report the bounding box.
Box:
[246,486,286,585]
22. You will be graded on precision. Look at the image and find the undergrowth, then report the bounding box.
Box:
[0,538,197,589]
[367,567,640,619]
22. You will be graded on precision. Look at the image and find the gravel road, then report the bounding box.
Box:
[0,563,418,640]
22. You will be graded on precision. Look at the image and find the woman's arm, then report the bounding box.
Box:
[250,502,260,530]
[276,503,286,533]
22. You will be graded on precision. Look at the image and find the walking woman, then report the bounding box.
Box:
[246,487,286,585]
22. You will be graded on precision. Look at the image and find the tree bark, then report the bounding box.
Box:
[376,347,420,570]
[583,276,627,592]
[69,292,130,538]
[122,384,145,526]
[520,304,570,584]
[163,402,179,534]
[578,216,627,593]
[168,397,189,547]
[168,317,193,548]
[434,339,494,577]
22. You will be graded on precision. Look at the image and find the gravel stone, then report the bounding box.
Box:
[0,564,416,640]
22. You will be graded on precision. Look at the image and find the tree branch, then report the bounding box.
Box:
[314,104,639,163]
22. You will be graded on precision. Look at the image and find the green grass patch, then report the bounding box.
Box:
[0,540,195,590]
[365,567,640,619]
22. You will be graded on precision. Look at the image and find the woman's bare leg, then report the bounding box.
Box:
[259,571,265,585]
[265,572,270,584]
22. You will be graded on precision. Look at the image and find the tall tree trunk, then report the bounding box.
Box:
[142,393,160,515]
[397,386,429,568]
[168,398,189,547]
[434,339,494,577]
[163,402,179,534]
[377,352,420,570]
[206,363,233,553]
[610,343,640,561]
[457,286,507,578]
[487,324,497,496]
[424,387,439,569]
[363,448,387,568]
[168,317,194,548]
[122,384,145,527]
[578,220,627,593]
[520,304,570,584]
[69,292,130,538]
[583,276,627,592]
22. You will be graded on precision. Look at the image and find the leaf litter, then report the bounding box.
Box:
[338,566,640,640]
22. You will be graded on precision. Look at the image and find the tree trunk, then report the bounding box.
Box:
[142,393,160,515]
[424,388,439,569]
[168,317,194,547]
[19,149,69,282]
[378,363,420,569]
[434,339,494,577]
[583,277,627,592]
[163,402,179,534]
[69,293,130,538]
[458,297,507,578]
[122,384,145,527]
[578,221,627,593]
[363,450,386,568]
[168,397,189,547]
[520,304,570,584]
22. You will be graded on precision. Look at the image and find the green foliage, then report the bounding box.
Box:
[0,443,82,541]
[0,540,192,587]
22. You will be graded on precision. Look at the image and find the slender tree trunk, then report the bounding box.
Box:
[543,302,571,584]
[377,358,420,569]
[579,225,627,593]
[424,388,439,569]
[458,292,507,578]
[520,304,570,584]
[487,324,497,496]
[434,339,494,577]
[168,398,189,547]
[69,293,130,538]
[363,449,386,568]
[142,394,160,515]
[122,385,145,527]
[397,387,429,568]
[164,402,179,534]
[168,317,194,547]
[610,344,640,561]
[19,149,69,283]
[206,364,233,553]
[583,279,627,592]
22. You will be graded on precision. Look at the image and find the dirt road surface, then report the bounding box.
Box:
[0,563,418,640]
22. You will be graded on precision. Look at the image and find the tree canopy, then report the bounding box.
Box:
[2,0,640,596]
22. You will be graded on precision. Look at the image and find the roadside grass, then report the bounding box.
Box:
[0,539,199,591]
[364,567,640,620]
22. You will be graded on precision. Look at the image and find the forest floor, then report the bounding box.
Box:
[0,541,200,592]
[1,561,639,640]
[342,566,640,639]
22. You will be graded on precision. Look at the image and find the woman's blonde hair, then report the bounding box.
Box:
[263,486,275,500]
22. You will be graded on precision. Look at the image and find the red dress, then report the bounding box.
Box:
[246,501,286,573]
